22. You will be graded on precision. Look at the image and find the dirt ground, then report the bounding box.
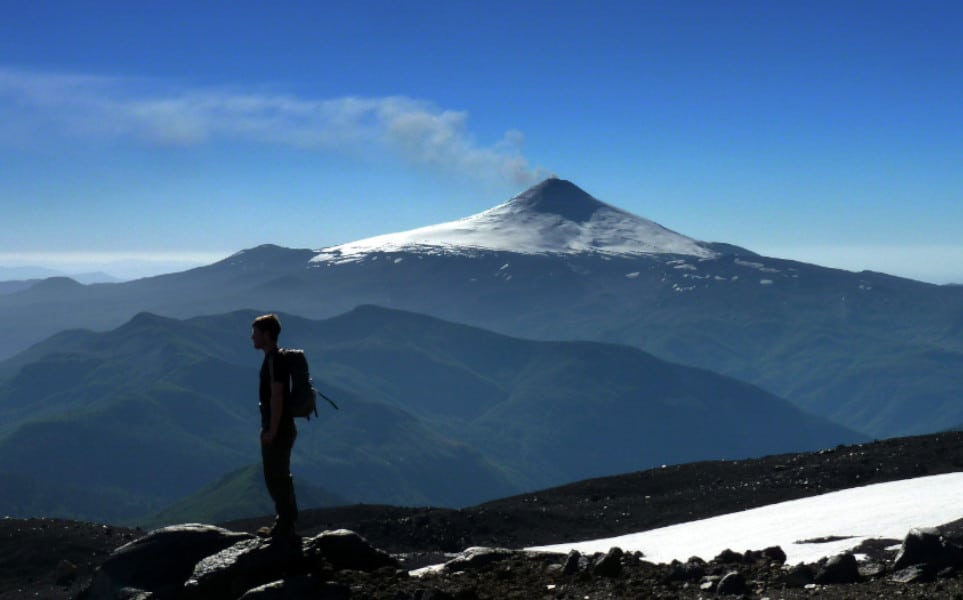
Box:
[4,431,963,599]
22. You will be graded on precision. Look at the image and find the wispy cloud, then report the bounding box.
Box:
[0,67,547,186]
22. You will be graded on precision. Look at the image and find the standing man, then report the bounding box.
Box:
[251,313,299,539]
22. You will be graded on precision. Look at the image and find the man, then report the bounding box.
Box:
[251,313,299,539]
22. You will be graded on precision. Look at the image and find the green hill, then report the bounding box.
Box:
[139,464,346,528]
[0,306,863,523]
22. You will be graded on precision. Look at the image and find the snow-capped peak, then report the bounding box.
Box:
[312,178,715,264]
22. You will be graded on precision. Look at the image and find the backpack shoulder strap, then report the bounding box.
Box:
[268,348,283,382]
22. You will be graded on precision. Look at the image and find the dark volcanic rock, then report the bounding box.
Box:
[714,548,744,564]
[815,553,861,585]
[76,526,393,600]
[762,545,787,565]
[307,529,397,572]
[716,570,748,595]
[184,529,396,599]
[80,524,252,599]
[562,550,581,575]
[443,547,513,573]
[183,537,307,600]
[892,565,931,584]
[894,527,963,572]
[780,563,816,588]
[592,547,624,577]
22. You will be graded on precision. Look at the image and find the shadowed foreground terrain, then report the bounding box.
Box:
[4,431,963,599]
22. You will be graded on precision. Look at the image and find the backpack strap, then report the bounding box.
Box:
[268,348,283,384]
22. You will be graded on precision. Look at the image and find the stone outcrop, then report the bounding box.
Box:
[78,525,396,600]
[893,527,963,575]
[71,520,963,600]
[79,524,253,600]
[851,526,963,585]
[592,547,624,578]
[814,553,861,585]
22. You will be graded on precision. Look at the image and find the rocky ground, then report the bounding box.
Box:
[4,431,963,599]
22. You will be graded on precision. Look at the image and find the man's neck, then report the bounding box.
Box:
[261,342,279,355]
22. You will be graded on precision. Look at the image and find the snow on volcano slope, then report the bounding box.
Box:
[312,179,716,264]
[529,472,963,566]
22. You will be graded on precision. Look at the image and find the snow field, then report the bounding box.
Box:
[529,472,963,566]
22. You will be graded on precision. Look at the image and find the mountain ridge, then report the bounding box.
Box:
[0,180,961,440]
[0,305,863,523]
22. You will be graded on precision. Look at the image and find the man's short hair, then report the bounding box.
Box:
[252,313,282,341]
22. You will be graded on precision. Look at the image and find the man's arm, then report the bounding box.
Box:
[262,382,285,444]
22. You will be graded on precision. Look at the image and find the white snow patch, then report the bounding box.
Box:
[393,257,404,264]
[625,272,640,279]
[760,279,774,285]
[529,473,963,566]
[735,258,781,273]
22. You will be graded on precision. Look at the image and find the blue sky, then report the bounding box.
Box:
[1,1,961,282]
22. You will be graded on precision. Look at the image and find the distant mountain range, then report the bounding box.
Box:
[0,306,860,524]
[2,178,960,441]
[0,267,120,286]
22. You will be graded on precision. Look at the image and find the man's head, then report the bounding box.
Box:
[252,313,282,350]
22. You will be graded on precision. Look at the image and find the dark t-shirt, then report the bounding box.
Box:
[259,349,291,428]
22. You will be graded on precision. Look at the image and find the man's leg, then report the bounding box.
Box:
[261,420,299,534]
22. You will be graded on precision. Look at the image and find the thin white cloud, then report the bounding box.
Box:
[0,67,547,186]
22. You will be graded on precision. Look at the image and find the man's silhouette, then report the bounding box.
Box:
[251,313,298,538]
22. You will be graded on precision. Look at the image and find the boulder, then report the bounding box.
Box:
[681,558,706,581]
[713,549,744,564]
[562,550,581,575]
[183,537,307,600]
[780,563,815,588]
[442,546,517,573]
[184,529,396,599]
[665,557,706,583]
[307,529,398,572]
[814,553,861,585]
[716,570,748,595]
[894,527,963,572]
[762,545,787,565]
[79,524,253,599]
[592,547,623,578]
[891,565,931,584]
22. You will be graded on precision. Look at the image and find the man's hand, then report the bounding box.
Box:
[261,429,276,445]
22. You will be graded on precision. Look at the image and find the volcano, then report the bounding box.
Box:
[312,178,715,263]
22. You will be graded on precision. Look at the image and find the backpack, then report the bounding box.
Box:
[279,348,319,419]
[270,348,339,419]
